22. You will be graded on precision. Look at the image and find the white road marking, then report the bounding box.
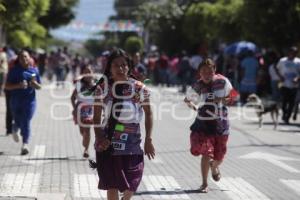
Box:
[142,175,190,199]
[0,173,40,197]
[150,156,163,164]
[36,193,66,200]
[240,152,300,173]
[33,145,46,158]
[10,145,50,166]
[74,174,106,198]
[280,179,300,196]
[214,177,271,200]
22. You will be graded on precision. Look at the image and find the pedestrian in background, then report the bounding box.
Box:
[276,46,300,124]
[268,51,280,101]
[4,50,41,155]
[0,47,8,96]
[184,58,233,193]
[178,50,192,93]
[92,48,155,200]
[239,50,259,104]
[132,52,147,82]
[71,65,95,158]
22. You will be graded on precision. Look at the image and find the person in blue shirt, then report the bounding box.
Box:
[4,50,41,155]
[239,51,259,104]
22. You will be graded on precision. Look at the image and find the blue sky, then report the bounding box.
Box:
[51,0,115,41]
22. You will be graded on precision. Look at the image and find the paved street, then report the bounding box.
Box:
[0,82,300,200]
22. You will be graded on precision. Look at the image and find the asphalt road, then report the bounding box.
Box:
[0,83,299,200]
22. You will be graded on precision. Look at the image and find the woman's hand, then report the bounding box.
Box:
[144,138,155,160]
[184,97,197,111]
[95,137,111,152]
[19,80,28,89]
[29,78,41,89]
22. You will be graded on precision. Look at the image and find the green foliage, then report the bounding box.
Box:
[124,36,144,55]
[0,0,78,48]
[38,0,79,29]
[183,0,243,44]
[239,0,300,50]
[104,0,146,51]
[138,0,300,54]
[135,0,186,54]
[9,30,31,47]
[85,37,120,57]
[84,39,102,57]
[0,1,5,12]
[112,0,148,20]
[0,0,50,48]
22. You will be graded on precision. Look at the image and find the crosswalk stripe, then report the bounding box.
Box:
[73,174,106,198]
[9,145,51,166]
[214,177,270,200]
[33,145,46,158]
[280,179,300,196]
[0,173,40,197]
[151,156,163,164]
[142,175,190,199]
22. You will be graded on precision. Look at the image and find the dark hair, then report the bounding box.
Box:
[197,58,216,71]
[15,49,30,66]
[104,48,133,83]
[80,64,92,74]
[89,48,138,94]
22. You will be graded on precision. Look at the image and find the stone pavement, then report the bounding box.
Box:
[0,82,300,200]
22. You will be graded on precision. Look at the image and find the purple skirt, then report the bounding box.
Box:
[96,153,144,192]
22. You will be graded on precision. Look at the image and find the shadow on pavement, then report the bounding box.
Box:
[27,157,88,162]
[27,157,69,161]
[135,188,225,196]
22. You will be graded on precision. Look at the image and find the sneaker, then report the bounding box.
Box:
[12,132,19,143]
[21,144,29,156]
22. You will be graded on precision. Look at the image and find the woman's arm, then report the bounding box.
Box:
[29,78,42,90]
[184,97,197,111]
[93,98,110,151]
[70,89,77,110]
[5,81,27,90]
[142,99,155,160]
[93,98,103,137]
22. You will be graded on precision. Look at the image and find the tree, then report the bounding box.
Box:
[0,1,5,12]
[100,0,147,50]
[0,0,79,48]
[38,0,79,29]
[112,0,148,20]
[137,0,296,55]
[0,0,50,48]
[183,0,243,45]
[240,0,300,51]
[136,0,188,54]
[124,36,144,55]
[0,0,6,45]
[85,37,119,57]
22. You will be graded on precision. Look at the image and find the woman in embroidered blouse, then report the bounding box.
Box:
[71,65,95,158]
[184,58,233,193]
[93,49,155,200]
